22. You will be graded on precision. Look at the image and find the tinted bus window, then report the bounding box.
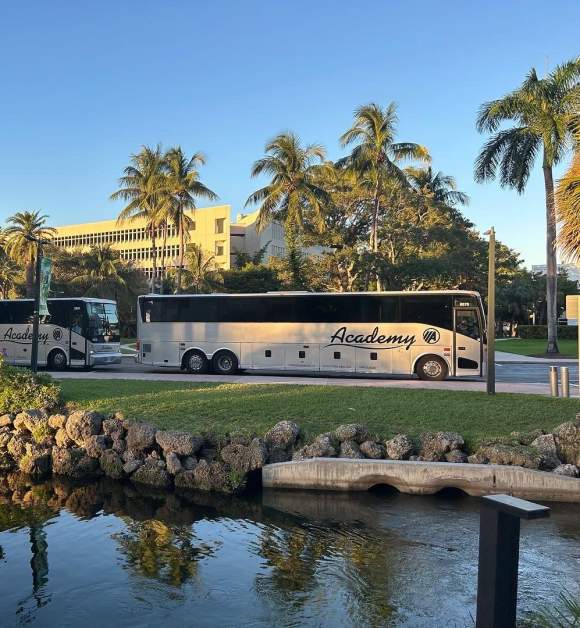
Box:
[44,300,70,327]
[0,302,9,324]
[400,295,453,330]
[10,301,34,324]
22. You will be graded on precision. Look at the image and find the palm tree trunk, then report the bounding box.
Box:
[150,226,157,293]
[160,222,167,294]
[543,162,559,354]
[372,180,382,292]
[177,214,185,293]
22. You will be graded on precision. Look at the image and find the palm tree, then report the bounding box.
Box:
[556,120,580,261]
[181,243,220,293]
[0,254,18,298]
[111,145,171,292]
[340,103,430,290]
[71,246,128,297]
[245,132,329,287]
[3,211,56,297]
[475,58,580,353]
[165,147,218,292]
[406,167,469,210]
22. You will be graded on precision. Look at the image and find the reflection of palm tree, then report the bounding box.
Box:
[113,519,213,587]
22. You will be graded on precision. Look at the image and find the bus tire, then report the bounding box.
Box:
[183,350,209,374]
[212,350,238,375]
[416,355,448,381]
[47,349,68,371]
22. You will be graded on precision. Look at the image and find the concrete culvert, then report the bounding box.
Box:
[367,484,400,496]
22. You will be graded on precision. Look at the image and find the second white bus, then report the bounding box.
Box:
[136,291,486,380]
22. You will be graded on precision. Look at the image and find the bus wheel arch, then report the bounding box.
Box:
[47,348,68,370]
[414,354,449,381]
[212,350,239,375]
[182,349,209,374]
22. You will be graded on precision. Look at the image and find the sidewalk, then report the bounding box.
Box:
[495,350,577,364]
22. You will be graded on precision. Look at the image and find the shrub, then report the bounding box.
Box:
[0,354,61,415]
[518,325,577,340]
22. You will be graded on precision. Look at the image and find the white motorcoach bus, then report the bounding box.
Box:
[137,291,486,380]
[0,298,122,369]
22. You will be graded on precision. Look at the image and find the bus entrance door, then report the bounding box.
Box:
[453,308,483,376]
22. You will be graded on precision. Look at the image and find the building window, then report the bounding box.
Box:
[215,241,225,257]
[215,218,225,234]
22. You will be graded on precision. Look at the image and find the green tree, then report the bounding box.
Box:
[475,58,580,353]
[111,145,171,292]
[246,132,328,289]
[340,102,430,290]
[3,211,56,297]
[165,146,218,292]
[70,245,128,297]
[180,243,221,293]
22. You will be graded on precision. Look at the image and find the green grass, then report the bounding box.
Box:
[497,338,578,358]
[59,379,579,447]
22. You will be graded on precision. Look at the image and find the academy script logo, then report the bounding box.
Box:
[2,327,49,345]
[326,326,416,351]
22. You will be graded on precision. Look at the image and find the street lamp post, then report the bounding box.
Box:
[26,235,50,374]
[485,227,496,395]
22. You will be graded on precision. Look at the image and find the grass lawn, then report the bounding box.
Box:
[59,379,579,447]
[497,338,578,358]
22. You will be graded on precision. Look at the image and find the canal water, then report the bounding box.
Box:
[0,475,578,627]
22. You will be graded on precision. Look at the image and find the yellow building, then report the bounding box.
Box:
[51,204,307,279]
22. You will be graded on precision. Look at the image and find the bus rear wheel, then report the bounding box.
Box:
[212,350,238,375]
[184,350,209,374]
[416,355,448,381]
[48,349,68,371]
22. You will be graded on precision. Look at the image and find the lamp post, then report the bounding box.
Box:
[484,228,496,394]
[25,234,51,374]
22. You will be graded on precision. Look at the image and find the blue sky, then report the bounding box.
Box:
[0,0,577,267]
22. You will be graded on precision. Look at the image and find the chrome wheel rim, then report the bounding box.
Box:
[423,360,442,378]
[218,355,233,371]
[53,352,66,368]
[189,354,204,371]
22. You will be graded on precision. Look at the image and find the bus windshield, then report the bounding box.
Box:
[86,302,120,342]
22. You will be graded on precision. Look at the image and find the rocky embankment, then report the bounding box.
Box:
[0,410,578,494]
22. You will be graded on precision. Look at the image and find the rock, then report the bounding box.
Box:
[420,432,465,462]
[360,441,385,459]
[267,446,292,464]
[0,451,15,471]
[122,448,143,463]
[55,428,74,448]
[66,410,103,445]
[18,444,51,477]
[52,447,99,479]
[531,433,558,456]
[292,436,338,461]
[552,464,579,478]
[474,444,542,469]
[553,420,580,466]
[7,433,31,460]
[192,460,244,493]
[182,456,197,471]
[174,469,197,489]
[122,460,142,475]
[155,430,202,457]
[385,434,414,460]
[220,438,268,473]
[28,418,52,445]
[198,446,217,462]
[339,440,364,459]
[48,414,67,430]
[408,455,423,461]
[111,437,126,454]
[0,414,13,428]
[445,449,468,463]
[468,453,487,465]
[100,449,125,479]
[510,429,544,446]
[102,417,126,439]
[126,422,157,451]
[84,435,110,458]
[335,424,370,444]
[165,452,182,475]
[13,413,30,431]
[0,427,11,449]
[264,421,301,449]
[131,461,172,488]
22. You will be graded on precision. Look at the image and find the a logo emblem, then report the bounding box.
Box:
[423,328,440,344]
[53,328,63,341]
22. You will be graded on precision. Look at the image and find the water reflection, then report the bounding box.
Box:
[0,473,579,627]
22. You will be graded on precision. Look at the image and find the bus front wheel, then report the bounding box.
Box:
[212,350,238,375]
[416,355,448,381]
[184,350,209,374]
[48,349,68,371]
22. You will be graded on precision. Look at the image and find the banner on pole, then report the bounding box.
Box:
[39,257,52,317]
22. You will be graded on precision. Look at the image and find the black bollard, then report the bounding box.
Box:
[475,494,550,628]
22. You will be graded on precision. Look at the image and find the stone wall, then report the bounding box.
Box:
[0,410,578,494]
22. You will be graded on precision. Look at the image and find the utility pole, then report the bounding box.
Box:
[485,227,496,394]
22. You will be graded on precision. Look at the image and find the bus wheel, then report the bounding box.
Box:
[212,350,238,375]
[416,355,448,381]
[48,349,68,371]
[184,350,209,374]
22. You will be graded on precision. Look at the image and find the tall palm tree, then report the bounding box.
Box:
[245,132,329,287]
[340,103,430,290]
[71,246,128,297]
[3,211,56,297]
[165,146,218,292]
[475,58,580,353]
[556,120,580,261]
[111,145,171,292]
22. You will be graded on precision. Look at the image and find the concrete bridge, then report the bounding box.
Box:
[262,458,580,503]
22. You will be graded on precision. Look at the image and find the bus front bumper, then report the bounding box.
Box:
[89,352,123,366]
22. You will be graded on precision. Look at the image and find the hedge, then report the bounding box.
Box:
[518,325,578,340]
